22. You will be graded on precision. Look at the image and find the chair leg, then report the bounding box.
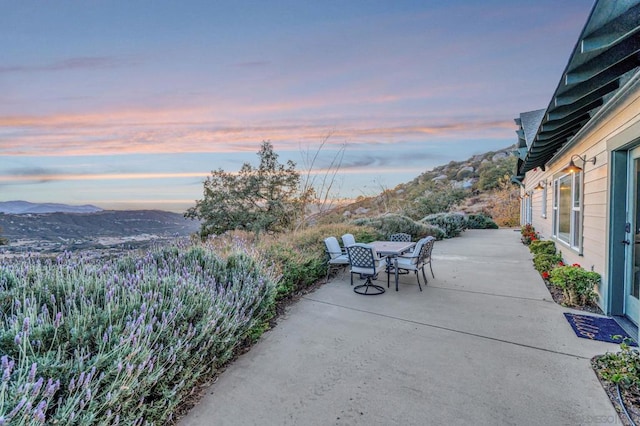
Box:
[415,270,422,291]
[421,266,428,284]
[350,272,354,286]
[429,262,434,278]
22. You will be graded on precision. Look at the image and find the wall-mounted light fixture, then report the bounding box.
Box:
[561,154,596,174]
[534,180,547,191]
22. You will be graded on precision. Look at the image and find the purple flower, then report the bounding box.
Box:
[31,377,44,396]
[22,317,30,333]
[28,363,37,382]
[44,379,60,398]
[8,397,27,418]
[33,400,47,422]
[54,312,62,328]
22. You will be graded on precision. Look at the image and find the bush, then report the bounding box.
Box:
[594,342,640,390]
[466,214,498,229]
[402,186,469,220]
[520,224,540,245]
[0,241,277,424]
[532,252,563,274]
[352,214,440,240]
[255,223,381,297]
[549,263,600,307]
[422,212,467,239]
[529,240,556,256]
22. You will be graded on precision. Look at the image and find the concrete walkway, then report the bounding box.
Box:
[180,229,620,425]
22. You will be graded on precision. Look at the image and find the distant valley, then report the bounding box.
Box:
[0,205,200,253]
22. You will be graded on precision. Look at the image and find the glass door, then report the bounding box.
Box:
[624,147,640,324]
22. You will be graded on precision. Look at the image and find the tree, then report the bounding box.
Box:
[186,141,313,238]
[0,226,7,245]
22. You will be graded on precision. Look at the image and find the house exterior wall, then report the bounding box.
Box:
[522,77,640,312]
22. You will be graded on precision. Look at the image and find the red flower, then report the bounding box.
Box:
[541,271,550,279]
[558,261,564,266]
[572,263,581,268]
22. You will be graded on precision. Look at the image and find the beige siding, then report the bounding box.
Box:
[524,81,640,295]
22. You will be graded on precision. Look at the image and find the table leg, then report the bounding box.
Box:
[394,256,399,291]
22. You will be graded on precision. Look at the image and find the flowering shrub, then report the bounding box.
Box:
[520,224,540,245]
[549,263,600,307]
[0,239,276,424]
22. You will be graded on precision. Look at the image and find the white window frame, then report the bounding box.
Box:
[541,185,547,219]
[552,171,582,251]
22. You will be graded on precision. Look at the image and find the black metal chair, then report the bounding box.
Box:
[389,233,412,242]
[346,243,388,295]
[392,236,436,291]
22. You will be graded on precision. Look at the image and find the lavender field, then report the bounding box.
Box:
[0,239,277,424]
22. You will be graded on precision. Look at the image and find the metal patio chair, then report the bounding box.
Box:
[392,236,435,291]
[347,243,388,295]
[324,236,350,282]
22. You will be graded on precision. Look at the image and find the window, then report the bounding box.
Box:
[552,172,582,250]
[541,185,547,219]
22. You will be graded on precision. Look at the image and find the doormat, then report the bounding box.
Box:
[563,313,637,346]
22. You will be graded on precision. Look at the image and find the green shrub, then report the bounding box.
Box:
[421,212,467,239]
[594,342,640,390]
[402,186,469,219]
[532,252,563,274]
[549,263,600,306]
[529,240,556,256]
[466,214,499,229]
[261,243,325,299]
[352,214,438,240]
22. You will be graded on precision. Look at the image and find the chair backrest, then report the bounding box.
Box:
[342,233,356,248]
[404,238,426,265]
[346,243,378,271]
[420,236,436,262]
[324,237,343,260]
[390,233,411,242]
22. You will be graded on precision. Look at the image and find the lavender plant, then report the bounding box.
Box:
[0,238,277,424]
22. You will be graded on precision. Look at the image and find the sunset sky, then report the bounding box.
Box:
[1,1,591,212]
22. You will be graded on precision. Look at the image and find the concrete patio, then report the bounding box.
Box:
[180,229,621,425]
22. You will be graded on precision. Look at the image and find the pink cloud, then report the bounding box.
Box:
[1,106,514,157]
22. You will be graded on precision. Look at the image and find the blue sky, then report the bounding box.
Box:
[1,0,591,212]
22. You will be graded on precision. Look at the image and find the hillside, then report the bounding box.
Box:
[0,210,200,253]
[319,146,518,225]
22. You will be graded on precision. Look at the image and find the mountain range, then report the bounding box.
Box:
[0,200,103,214]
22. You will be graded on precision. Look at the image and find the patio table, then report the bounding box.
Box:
[370,240,415,291]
